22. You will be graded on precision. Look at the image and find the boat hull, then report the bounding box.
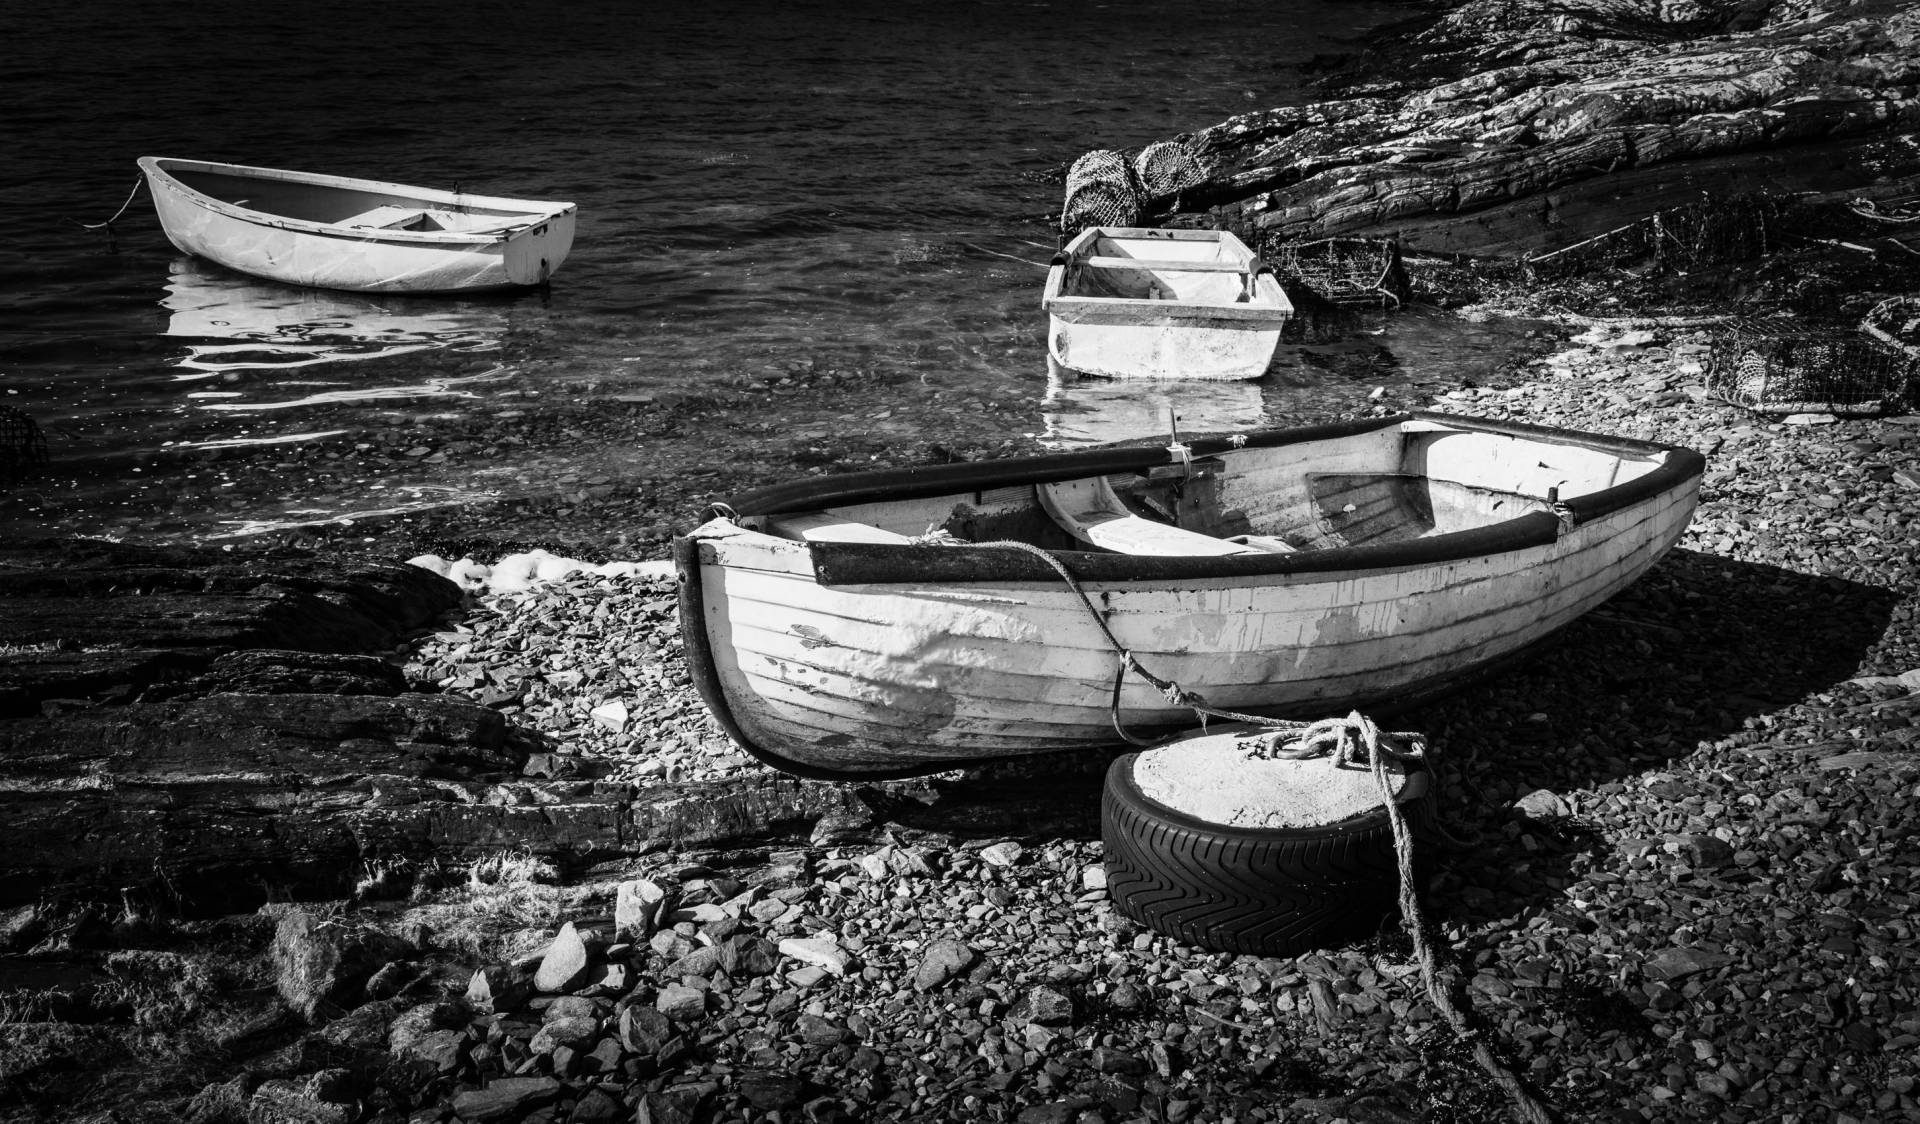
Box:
[140,157,575,293]
[1043,226,1292,380]
[677,413,1704,779]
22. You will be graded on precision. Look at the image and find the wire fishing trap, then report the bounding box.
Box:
[1058,149,1145,241]
[1523,193,1795,281]
[1265,236,1410,308]
[1705,318,1917,417]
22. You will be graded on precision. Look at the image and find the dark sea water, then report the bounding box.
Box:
[0,0,1550,552]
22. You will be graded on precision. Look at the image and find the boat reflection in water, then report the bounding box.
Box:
[160,257,506,377]
[154,257,514,540]
[1039,357,1267,449]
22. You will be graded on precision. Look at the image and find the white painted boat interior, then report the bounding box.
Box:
[748,421,1666,556]
[766,511,915,544]
[172,167,538,229]
[1066,231,1255,305]
[337,204,525,234]
[1036,476,1269,556]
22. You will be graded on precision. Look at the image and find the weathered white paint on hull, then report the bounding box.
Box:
[697,488,1690,765]
[140,157,576,293]
[681,417,1702,777]
[1047,312,1286,381]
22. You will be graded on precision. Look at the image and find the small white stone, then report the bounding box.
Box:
[614,879,668,941]
[533,921,591,993]
[778,935,851,977]
[979,841,1024,868]
[590,700,629,732]
[1514,789,1570,819]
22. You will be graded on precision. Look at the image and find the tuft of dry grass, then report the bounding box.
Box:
[396,851,569,962]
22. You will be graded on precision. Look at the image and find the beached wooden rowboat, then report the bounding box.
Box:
[139,156,576,293]
[674,412,1703,779]
[1043,226,1293,380]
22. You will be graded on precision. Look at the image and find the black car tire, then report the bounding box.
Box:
[1101,747,1435,957]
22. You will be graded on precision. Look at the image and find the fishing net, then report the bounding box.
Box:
[1060,149,1144,240]
[1133,141,1208,204]
[1525,193,1793,280]
[1706,319,1917,417]
[1266,237,1409,308]
[1,404,49,487]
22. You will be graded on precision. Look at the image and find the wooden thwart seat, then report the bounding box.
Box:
[340,205,524,235]
[768,511,914,544]
[1083,256,1245,273]
[342,205,440,230]
[1038,477,1285,556]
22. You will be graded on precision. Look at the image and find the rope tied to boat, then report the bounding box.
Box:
[1239,711,1558,1124]
[75,177,146,231]
[962,537,1378,744]
[1242,711,1426,767]
[959,536,1555,1123]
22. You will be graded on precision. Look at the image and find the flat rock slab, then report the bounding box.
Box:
[0,538,1118,911]
[0,537,462,718]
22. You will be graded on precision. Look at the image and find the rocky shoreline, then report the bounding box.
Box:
[5,2,1920,1123]
[4,317,1915,1124]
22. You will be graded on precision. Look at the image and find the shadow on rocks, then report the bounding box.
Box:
[1408,546,1901,928]
[830,546,1900,922]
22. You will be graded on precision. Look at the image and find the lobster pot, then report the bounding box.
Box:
[1524,193,1790,280]
[1,405,48,487]
[1268,237,1408,307]
[1861,296,1920,364]
[1706,321,1916,417]
[1060,150,1143,239]
[1133,141,1207,204]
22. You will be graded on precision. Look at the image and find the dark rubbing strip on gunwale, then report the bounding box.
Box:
[714,412,1700,521]
[809,511,1568,586]
[715,415,1411,517]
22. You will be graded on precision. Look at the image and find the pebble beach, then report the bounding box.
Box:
[376,322,1920,1124]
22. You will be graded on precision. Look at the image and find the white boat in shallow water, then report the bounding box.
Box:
[1043,226,1293,380]
[139,157,576,293]
[675,412,1704,779]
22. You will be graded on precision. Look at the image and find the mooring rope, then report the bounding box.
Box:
[75,177,146,231]
[964,536,1556,1123]
[1297,715,1559,1124]
[967,537,1416,744]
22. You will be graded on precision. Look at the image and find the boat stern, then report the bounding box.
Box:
[501,205,577,285]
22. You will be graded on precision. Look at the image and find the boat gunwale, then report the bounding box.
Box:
[139,156,576,247]
[699,411,1704,586]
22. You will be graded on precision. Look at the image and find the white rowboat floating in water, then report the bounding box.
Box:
[138,156,576,294]
[1042,226,1293,381]
[675,412,1704,779]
